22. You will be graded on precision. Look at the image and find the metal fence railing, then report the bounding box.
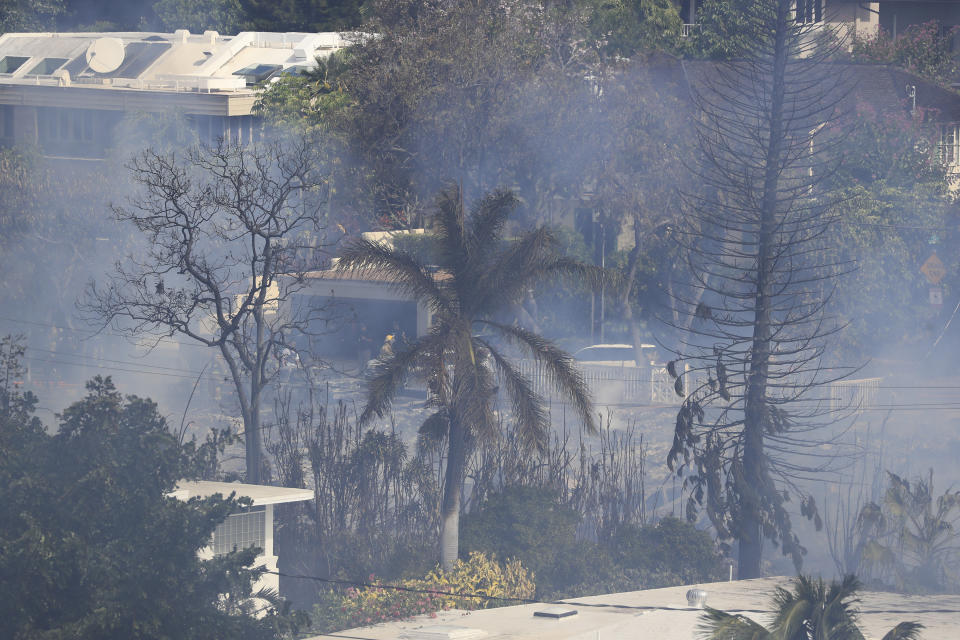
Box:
[514,360,682,406]
[829,377,882,414]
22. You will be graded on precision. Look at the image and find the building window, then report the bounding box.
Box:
[189,114,262,146]
[795,0,823,24]
[0,105,13,140]
[37,108,96,144]
[941,124,960,167]
[0,56,29,74]
[25,58,69,75]
[212,507,265,555]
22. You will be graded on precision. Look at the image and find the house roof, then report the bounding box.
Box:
[171,480,313,506]
[305,577,960,640]
[0,30,351,94]
[676,58,960,123]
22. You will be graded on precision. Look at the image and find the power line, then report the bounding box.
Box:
[265,570,770,614]
[0,314,209,348]
[27,345,209,375]
[22,355,218,382]
[266,570,960,618]
[840,219,956,233]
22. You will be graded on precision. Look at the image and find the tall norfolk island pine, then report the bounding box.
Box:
[667,0,853,578]
[337,186,599,570]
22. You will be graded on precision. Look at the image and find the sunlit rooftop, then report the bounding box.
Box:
[0,30,352,93]
[305,577,960,640]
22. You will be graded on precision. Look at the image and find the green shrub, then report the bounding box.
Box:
[311,552,534,633]
[460,487,728,599]
[608,517,728,585]
[461,487,579,574]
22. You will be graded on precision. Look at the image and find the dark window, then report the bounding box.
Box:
[38,107,97,143]
[0,56,30,73]
[796,0,823,24]
[232,63,282,86]
[25,58,69,75]
[1,105,13,139]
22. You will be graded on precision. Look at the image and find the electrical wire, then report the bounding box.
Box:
[263,570,770,614]
[262,570,960,618]
[0,314,208,348]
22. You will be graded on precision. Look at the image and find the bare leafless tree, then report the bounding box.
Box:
[84,136,334,483]
[665,0,856,578]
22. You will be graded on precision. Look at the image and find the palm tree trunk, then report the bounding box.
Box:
[440,416,467,571]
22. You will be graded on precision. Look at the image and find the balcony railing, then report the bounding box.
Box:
[681,24,701,38]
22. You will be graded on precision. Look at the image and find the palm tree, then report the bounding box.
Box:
[699,574,923,640]
[336,185,599,570]
[859,470,960,593]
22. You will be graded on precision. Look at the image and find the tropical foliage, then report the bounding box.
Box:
[336,185,600,569]
[699,575,923,640]
[851,20,960,87]
[0,338,304,640]
[311,552,534,633]
[857,470,960,593]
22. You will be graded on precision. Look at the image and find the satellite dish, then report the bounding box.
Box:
[85,37,125,73]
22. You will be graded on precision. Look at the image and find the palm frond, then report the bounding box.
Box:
[431,185,470,277]
[336,238,452,315]
[360,326,449,426]
[880,621,925,640]
[478,320,596,434]
[697,607,771,640]
[483,247,609,313]
[418,409,450,448]
[477,337,549,451]
[467,188,519,257]
[475,226,558,309]
[447,338,499,441]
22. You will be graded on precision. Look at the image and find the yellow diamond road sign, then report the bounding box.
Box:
[921,253,946,284]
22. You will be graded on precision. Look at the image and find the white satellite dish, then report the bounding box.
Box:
[85,37,125,73]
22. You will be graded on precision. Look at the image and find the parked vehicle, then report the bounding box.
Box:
[573,343,658,367]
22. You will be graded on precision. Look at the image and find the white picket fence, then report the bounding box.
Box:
[514,360,681,406]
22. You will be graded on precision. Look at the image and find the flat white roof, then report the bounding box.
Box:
[172,480,313,506]
[306,577,960,640]
[0,30,353,94]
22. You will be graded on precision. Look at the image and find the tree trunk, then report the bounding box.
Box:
[738,1,789,579]
[247,379,262,484]
[621,218,647,366]
[440,416,467,571]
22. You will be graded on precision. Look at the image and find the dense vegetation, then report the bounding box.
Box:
[0,338,307,639]
[3,0,960,636]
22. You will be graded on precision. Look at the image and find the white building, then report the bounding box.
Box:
[0,30,350,158]
[306,576,960,640]
[170,480,313,595]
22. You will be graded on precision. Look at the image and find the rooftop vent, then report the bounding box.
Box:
[686,588,708,608]
[533,606,578,619]
[399,625,487,640]
[174,29,189,43]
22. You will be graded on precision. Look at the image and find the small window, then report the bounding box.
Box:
[25,57,69,75]
[212,507,265,556]
[232,63,283,86]
[940,124,960,167]
[1,105,13,139]
[795,0,823,24]
[0,56,30,74]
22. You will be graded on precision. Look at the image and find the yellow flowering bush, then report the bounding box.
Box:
[330,552,535,629]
